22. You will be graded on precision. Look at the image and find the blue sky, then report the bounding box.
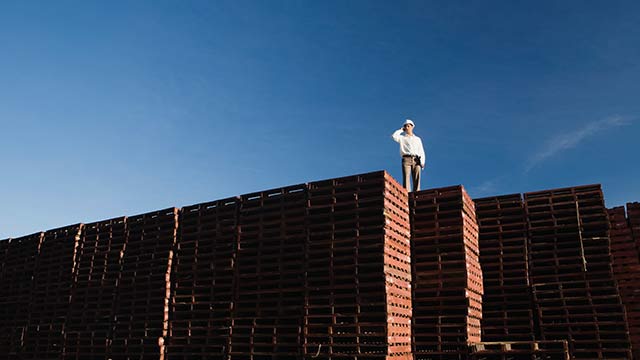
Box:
[1,1,639,238]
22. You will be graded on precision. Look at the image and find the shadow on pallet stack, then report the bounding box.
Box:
[0,232,43,359]
[630,202,640,359]
[167,198,238,360]
[474,194,535,342]
[609,203,640,359]
[111,208,178,360]
[629,203,640,251]
[62,218,126,360]
[230,184,307,360]
[410,185,482,360]
[525,185,631,359]
[22,225,83,360]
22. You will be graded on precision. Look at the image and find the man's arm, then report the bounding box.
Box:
[391,129,403,143]
[418,138,426,168]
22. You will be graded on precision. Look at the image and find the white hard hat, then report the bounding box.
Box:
[404,119,415,126]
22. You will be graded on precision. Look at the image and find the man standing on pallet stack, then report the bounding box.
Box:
[391,119,426,192]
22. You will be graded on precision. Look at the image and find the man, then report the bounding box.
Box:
[391,119,426,192]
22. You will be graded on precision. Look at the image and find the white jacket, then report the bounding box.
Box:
[392,129,426,167]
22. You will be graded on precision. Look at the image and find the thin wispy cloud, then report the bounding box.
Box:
[471,179,498,197]
[525,116,632,172]
[468,176,509,198]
